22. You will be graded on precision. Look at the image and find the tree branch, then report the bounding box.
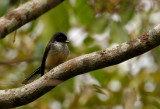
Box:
[0,0,64,38]
[0,24,160,108]
[0,57,41,66]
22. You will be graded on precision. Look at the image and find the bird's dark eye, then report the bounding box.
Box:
[56,35,67,42]
[58,36,63,40]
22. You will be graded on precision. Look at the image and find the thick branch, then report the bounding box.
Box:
[0,0,64,38]
[0,24,160,108]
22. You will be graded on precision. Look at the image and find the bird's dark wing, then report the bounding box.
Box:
[22,43,51,84]
[40,43,51,76]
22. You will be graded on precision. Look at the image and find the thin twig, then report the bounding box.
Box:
[0,57,41,66]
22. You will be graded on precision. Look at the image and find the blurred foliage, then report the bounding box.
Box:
[0,0,160,109]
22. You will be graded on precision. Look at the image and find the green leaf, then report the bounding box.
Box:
[74,0,94,26]
[86,45,101,54]
[0,0,9,16]
[91,69,110,85]
[120,4,135,24]
[152,47,160,64]
[110,22,129,43]
[88,17,108,33]
[83,36,94,46]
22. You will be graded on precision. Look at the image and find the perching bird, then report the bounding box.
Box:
[22,32,69,84]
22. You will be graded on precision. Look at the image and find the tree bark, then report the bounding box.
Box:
[0,24,160,108]
[0,0,64,38]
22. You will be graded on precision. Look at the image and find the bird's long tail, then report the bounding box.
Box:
[22,67,41,84]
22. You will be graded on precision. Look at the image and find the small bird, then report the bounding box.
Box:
[22,32,69,84]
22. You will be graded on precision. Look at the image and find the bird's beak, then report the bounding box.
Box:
[65,40,69,43]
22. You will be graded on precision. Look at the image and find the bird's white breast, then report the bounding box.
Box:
[45,42,69,71]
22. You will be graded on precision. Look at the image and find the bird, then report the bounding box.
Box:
[22,32,69,84]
